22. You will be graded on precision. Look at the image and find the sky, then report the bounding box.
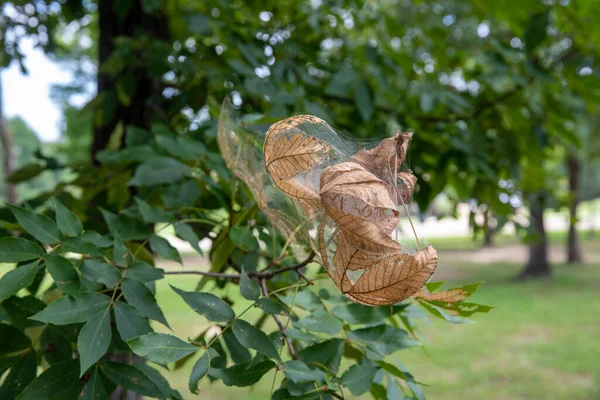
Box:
[2,38,72,142]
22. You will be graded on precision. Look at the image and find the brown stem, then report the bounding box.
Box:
[259,278,297,360]
[164,251,316,281]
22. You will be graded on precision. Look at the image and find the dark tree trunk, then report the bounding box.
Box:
[0,74,17,204]
[482,208,494,247]
[567,155,583,263]
[94,1,169,399]
[519,192,552,279]
[92,0,169,162]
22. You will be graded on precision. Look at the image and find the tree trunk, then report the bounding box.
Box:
[94,1,169,399]
[482,208,494,247]
[519,192,551,279]
[0,73,17,204]
[92,0,169,162]
[567,155,583,263]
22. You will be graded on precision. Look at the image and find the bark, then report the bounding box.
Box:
[567,155,583,263]
[92,0,169,162]
[0,74,17,203]
[482,208,494,247]
[519,192,552,279]
[93,1,169,398]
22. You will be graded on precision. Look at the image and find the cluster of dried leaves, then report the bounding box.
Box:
[264,115,438,306]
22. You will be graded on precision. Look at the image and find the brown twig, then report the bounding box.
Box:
[259,278,297,360]
[164,251,316,281]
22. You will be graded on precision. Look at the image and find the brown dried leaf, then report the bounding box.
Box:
[397,171,418,204]
[320,162,399,234]
[343,246,438,306]
[350,132,413,184]
[264,116,337,212]
[261,113,438,306]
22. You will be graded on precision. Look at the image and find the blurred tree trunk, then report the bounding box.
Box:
[567,155,583,263]
[482,208,494,247]
[92,0,169,163]
[93,1,169,399]
[519,192,551,278]
[0,74,17,204]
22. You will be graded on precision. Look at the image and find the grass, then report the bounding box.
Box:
[399,261,600,400]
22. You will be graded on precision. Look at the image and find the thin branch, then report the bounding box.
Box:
[330,392,344,400]
[260,278,297,360]
[164,251,317,281]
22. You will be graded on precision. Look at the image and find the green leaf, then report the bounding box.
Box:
[170,285,234,322]
[210,359,275,387]
[341,364,378,396]
[256,298,284,315]
[8,204,61,245]
[80,231,112,248]
[7,163,45,183]
[99,360,163,398]
[524,11,549,52]
[229,226,259,251]
[240,268,260,300]
[16,359,83,400]
[347,324,418,359]
[78,307,112,376]
[3,295,45,328]
[0,323,31,357]
[331,303,389,325]
[1,351,37,399]
[135,198,172,223]
[121,278,170,327]
[297,339,344,374]
[149,234,182,264]
[40,325,72,365]
[126,261,164,282]
[232,319,281,361]
[162,180,202,209]
[280,291,321,311]
[189,350,215,394]
[283,360,327,383]
[45,255,80,295]
[286,328,321,345]
[425,281,446,292]
[174,223,202,254]
[0,237,44,263]
[127,333,197,364]
[100,209,152,241]
[222,329,252,364]
[112,234,132,267]
[0,261,39,303]
[80,369,106,400]
[133,364,181,400]
[61,237,104,257]
[30,293,111,325]
[113,301,153,341]
[374,360,420,384]
[128,157,191,186]
[52,197,83,237]
[295,308,342,335]
[354,79,373,122]
[80,260,121,289]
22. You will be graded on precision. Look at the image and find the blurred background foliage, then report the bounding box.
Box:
[0,0,599,399]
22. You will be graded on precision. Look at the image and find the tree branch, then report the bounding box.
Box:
[259,278,297,360]
[163,251,316,281]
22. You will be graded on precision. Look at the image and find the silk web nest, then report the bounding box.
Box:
[218,99,439,306]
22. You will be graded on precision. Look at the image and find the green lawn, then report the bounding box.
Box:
[399,261,600,400]
[153,238,600,399]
